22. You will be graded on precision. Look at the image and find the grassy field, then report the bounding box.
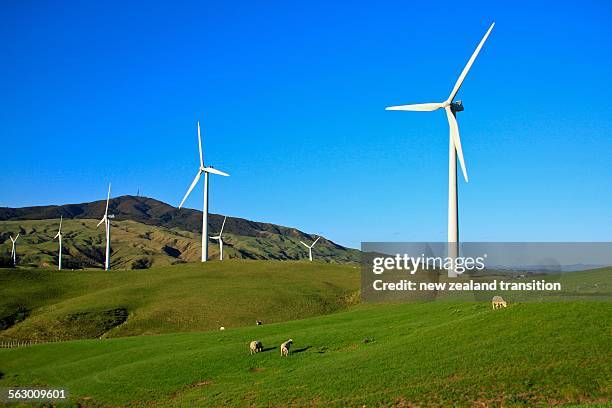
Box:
[0,301,610,407]
[0,264,610,407]
[0,261,360,340]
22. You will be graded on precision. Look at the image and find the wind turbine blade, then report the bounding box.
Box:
[299,241,310,248]
[220,216,227,235]
[104,183,111,217]
[447,22,495,103]
[312,237,321,246]
[97,216,106,228]
[179,170,203,209]
[204,167,230,177]
[59,216,63,231]
[445,107,469,182]
[210,236,220,240]
[54,231,60,239]
[385,102,444,112]
[197,121,204,167]
[15,233,19,240]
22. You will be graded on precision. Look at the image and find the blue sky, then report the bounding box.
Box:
[1,1,611,248]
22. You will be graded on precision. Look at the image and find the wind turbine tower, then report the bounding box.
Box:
[386,22,495,277]
[300,237,321,262]
[97,183,114,271]
[9,233,19,266]
[179,121,230,262]
[54,216,63,270]
[211,216,227,261]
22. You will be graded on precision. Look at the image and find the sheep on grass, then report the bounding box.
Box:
[249,340,263,355]
[280,339,293,356]
[492,295,507,309]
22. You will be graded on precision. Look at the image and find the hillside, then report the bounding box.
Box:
[1,265,607,343]
[0,265,609,406]
[0,195,341,241]
[0,261,360,341]
[0,301,609,406]
[0,196,360,268]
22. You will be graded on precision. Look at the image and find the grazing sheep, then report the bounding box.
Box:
[280,339,293,356]
[249,340,264,354]
[256,320,263,326]
[492,295,507,309]
[220,326,225,331]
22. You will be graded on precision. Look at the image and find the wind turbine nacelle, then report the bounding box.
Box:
[108,214,116,219]
[450,101,464,113]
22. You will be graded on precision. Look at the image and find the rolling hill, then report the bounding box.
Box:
[0,264,609,406]
[0,261,360,341]
[0,196,360,268]
[0,301,609,406]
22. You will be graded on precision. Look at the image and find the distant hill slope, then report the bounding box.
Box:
[0,196,360,268]
[0,195,339,240]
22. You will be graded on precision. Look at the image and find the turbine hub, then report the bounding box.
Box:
[450,100,464,113]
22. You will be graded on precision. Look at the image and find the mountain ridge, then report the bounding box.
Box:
[0,195,349,246]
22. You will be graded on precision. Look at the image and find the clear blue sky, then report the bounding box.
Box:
[1,1,611,248]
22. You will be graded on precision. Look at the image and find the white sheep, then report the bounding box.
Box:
[249,340,263,355]
[492,295,507,309]
[280,339,293,356]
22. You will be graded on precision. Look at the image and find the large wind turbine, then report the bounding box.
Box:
[386,22,495,277]
[54,216,63,270]
[299,237,320,262]
[97,183,113,271]
[210,216,227,261]
[179,121,230,262]
[9,233,19,266]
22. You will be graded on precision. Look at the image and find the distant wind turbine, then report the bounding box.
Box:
[97,183,114,271]
[385,22,495,277]
[300,237,321,262]
[9,233,19,266]
[179,121,230,262]
[54,216,63,270]
[210,216,227,261]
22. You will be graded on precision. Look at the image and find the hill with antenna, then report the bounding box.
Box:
[0,196,360,268]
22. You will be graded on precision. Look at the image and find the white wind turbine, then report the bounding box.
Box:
[9,233,20,266]
[97,183,114,271]
[386,22,495,277]
[54,216,63,270]
[300,237,320,262]
[210,216,227,261]
[179,121,230,262]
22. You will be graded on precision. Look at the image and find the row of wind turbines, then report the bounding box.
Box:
[14,123,321,270]
[9,22,494,273]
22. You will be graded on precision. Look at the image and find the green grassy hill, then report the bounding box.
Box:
[0,261,360,341]
[0,265,609,406]
[0,301,609,407]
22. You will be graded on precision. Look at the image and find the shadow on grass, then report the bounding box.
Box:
[258,346,311,354]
